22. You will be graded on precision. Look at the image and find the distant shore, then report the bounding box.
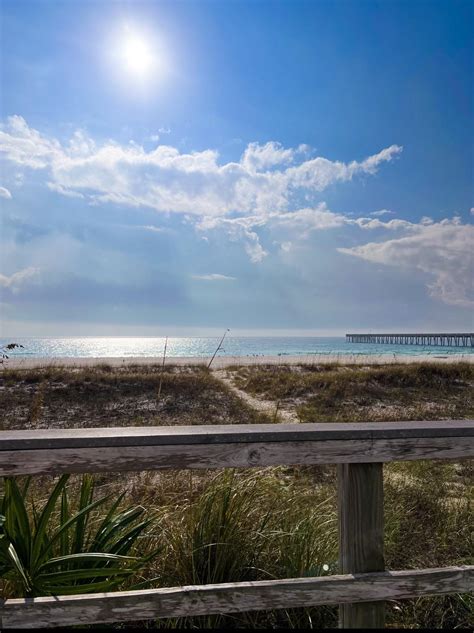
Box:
[5,353,474,369]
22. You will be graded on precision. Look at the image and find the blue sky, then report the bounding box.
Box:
[1,0,472,336]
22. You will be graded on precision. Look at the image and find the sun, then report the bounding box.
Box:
[122,34,154,76]
[116,29,156,79]
[107,24,167,89]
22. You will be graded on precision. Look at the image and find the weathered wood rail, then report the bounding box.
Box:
[1,421,473,629]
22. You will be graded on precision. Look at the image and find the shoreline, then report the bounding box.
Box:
[4,352,473,369]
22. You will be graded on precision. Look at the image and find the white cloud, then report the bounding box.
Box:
[197,215,269,263]
[270,204,346,233]
[338,219,474,308]
[0,267,39,289]
[0,115,402,217]
[241,141,306,172]
[140,224,167,233]
[369,209,394,217]
[470,207,474,216]
[0,115,61,168]
[0,186,12,199]
[201,205,473,308]
[191,273,236,281]
[196,202,419,264]
[196,203,416,262]
[47,182,85,199]
[350,217,418,230]
[285,145,401,192]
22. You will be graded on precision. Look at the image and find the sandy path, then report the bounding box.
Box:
[213,369,299,424]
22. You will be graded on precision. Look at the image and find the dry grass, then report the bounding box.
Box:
[0,364,269,430]
[228,362,474,422]
[1,361,472,628]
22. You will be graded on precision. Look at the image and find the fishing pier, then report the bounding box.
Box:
[346,333,473,347]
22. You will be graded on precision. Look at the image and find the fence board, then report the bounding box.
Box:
[2,420,472,450]
[338,463,385,627]
[1,421,473,629]
[1,436,473,476]
[1,421,472,476]
[2,566,472,629]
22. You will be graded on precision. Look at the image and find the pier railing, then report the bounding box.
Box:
[1,421,473,629]
[346,332,473,347]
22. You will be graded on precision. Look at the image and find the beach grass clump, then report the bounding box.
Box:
[0,364,270,431]
[385,461,473,570]
[140,468,338,629]
[138,464,472,629]
[383,459,473,628]
[229,362,474,422]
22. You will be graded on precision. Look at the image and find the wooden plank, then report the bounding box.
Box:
[338,463,385,628]
[1,436,473,476]
[2,566,472,629]
[1,421,472,451]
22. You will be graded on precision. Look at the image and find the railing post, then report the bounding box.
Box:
[337,463,385,628]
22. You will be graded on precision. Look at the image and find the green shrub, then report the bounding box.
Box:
[0,474,159,597]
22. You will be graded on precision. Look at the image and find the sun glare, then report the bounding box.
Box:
[107,23,168,91]
[123,36,153,75]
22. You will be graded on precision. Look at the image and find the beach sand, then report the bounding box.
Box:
[5,352,473,370]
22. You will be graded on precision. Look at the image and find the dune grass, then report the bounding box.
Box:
[3,465,470,628]
[1,361,472,628]
[0,364,270,430]
[229,362,474,422]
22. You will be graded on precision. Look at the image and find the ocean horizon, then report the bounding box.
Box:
[2,336,472,359]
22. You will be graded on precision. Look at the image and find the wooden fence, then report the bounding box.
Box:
[1,420,473,629]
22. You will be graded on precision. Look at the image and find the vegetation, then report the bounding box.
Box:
[0,343,24,367]
[1,361,472,627]
[0,364,269,430]
[0,474,159,598]
[229,362,474,422]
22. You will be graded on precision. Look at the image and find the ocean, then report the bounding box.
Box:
[1,336,472,359]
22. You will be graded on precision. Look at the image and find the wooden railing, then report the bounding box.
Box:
[1,421,473,629]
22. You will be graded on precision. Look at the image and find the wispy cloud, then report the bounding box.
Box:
[196,215,269,262]
[338,218,474,308]
[196,203,415,262]
[140,224,167,233]
[0,186,12,199]
[0,266,39,289]
[199,205,474,308]
[369,209,394,217]
[191,273,236,281]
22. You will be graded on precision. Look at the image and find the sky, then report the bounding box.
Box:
[0,0,473,337]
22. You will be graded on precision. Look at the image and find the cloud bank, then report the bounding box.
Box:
[1,115,472,311]
[339,219,474,307]
[0,115,401,216]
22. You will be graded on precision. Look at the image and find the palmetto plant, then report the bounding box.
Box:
[0,475,159,597]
